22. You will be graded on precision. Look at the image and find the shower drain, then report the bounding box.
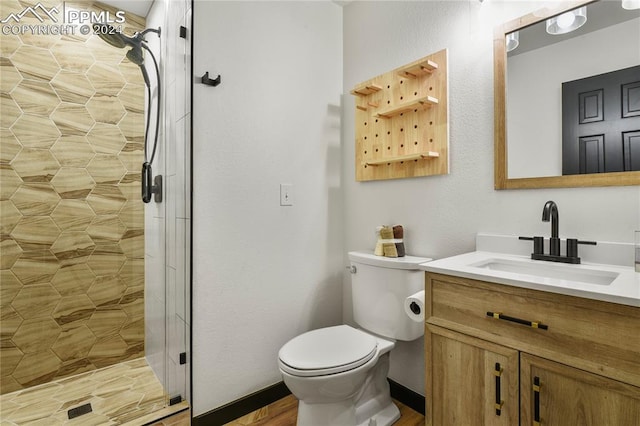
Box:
[67,402,92,419]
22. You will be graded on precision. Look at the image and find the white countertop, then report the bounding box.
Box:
[420,251,640,307]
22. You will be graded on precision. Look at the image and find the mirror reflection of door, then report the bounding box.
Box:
[562,65,640,175]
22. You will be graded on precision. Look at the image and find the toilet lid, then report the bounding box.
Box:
[278,325,377,377]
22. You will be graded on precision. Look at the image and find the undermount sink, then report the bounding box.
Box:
[420,237,638,307]
[469,258,619,286]
[420,251,640,307]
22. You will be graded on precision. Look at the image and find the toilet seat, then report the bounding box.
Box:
[278,325,377,377]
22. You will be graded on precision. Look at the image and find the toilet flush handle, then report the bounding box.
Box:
[346,265,357,274]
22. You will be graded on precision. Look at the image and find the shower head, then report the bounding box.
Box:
[92,23,141,48]
[92,24,160,87]
[126,45,145,66]
[95,30,127,48]
[93,23,162,204]
[92,24,161,63]
[126,46,148,86]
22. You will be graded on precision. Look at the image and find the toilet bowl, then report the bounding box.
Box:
[278,251,431,426]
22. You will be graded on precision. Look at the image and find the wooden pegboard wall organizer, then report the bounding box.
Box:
[350,49,448,181]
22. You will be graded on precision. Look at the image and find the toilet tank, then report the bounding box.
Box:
[348,251,431,341]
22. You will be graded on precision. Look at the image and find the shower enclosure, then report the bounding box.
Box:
[0,0,191,422]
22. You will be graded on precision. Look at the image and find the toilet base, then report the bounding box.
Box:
[297,399,399,426]
[354,352,399,426]
[294,353,400,426]
[297,399,356,425]
[357,401,400,426]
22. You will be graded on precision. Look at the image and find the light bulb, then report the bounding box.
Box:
[506,31,519,52]
[622,0,640,10]
[556,11,576,29]
[546,6,587,35]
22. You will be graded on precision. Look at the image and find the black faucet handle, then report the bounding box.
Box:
[519,236,544,255]
[566,239,578,258]
[533,236,544,254]
[566,239,597,259]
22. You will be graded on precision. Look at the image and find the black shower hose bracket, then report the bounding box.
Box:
[153,175,162,203]
[201,71,221,87]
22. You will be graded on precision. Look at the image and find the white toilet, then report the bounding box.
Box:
[278,251,429,426]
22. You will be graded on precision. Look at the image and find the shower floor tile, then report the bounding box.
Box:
[0,357,186,425]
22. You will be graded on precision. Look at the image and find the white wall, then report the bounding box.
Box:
[507,18,640,178]
[343,0,640,395]
[192,1,343,416]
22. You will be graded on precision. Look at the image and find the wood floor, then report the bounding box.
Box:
[223,394,425,426]
[151,394,424,425]
[150,408,191,426]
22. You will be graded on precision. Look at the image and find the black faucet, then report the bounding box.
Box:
[542,200,560,256]
[519,200,596,264]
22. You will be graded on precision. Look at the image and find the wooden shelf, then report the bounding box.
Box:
[397,59,438,79]
[356,101,379,111]
[350,49,448,181]
[376,96,438,118]
[365,151,440,166]
[350,83,383,96]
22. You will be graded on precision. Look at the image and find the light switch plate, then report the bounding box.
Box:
[280,183,293,206]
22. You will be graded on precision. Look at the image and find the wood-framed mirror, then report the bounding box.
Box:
[494,0,640,189]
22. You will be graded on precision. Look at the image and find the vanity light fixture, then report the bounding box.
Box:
[546,6,587,35]
[505,31,519,52]
[622,0,640,10]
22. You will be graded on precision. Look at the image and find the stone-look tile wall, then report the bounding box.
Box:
[0,0,146,394]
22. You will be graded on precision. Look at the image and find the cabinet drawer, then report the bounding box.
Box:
[425,272,640,387]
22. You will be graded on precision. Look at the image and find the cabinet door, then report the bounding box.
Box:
[521,353,640,426]
[427,325,519,426]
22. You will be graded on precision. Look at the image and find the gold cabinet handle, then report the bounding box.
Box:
[533,376,541,425]
[494,363,504,416]
[486,311,549,330]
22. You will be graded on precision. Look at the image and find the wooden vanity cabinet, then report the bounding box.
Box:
[430,326,519,425]
[520,353,640,426]
[425,272,640,426]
